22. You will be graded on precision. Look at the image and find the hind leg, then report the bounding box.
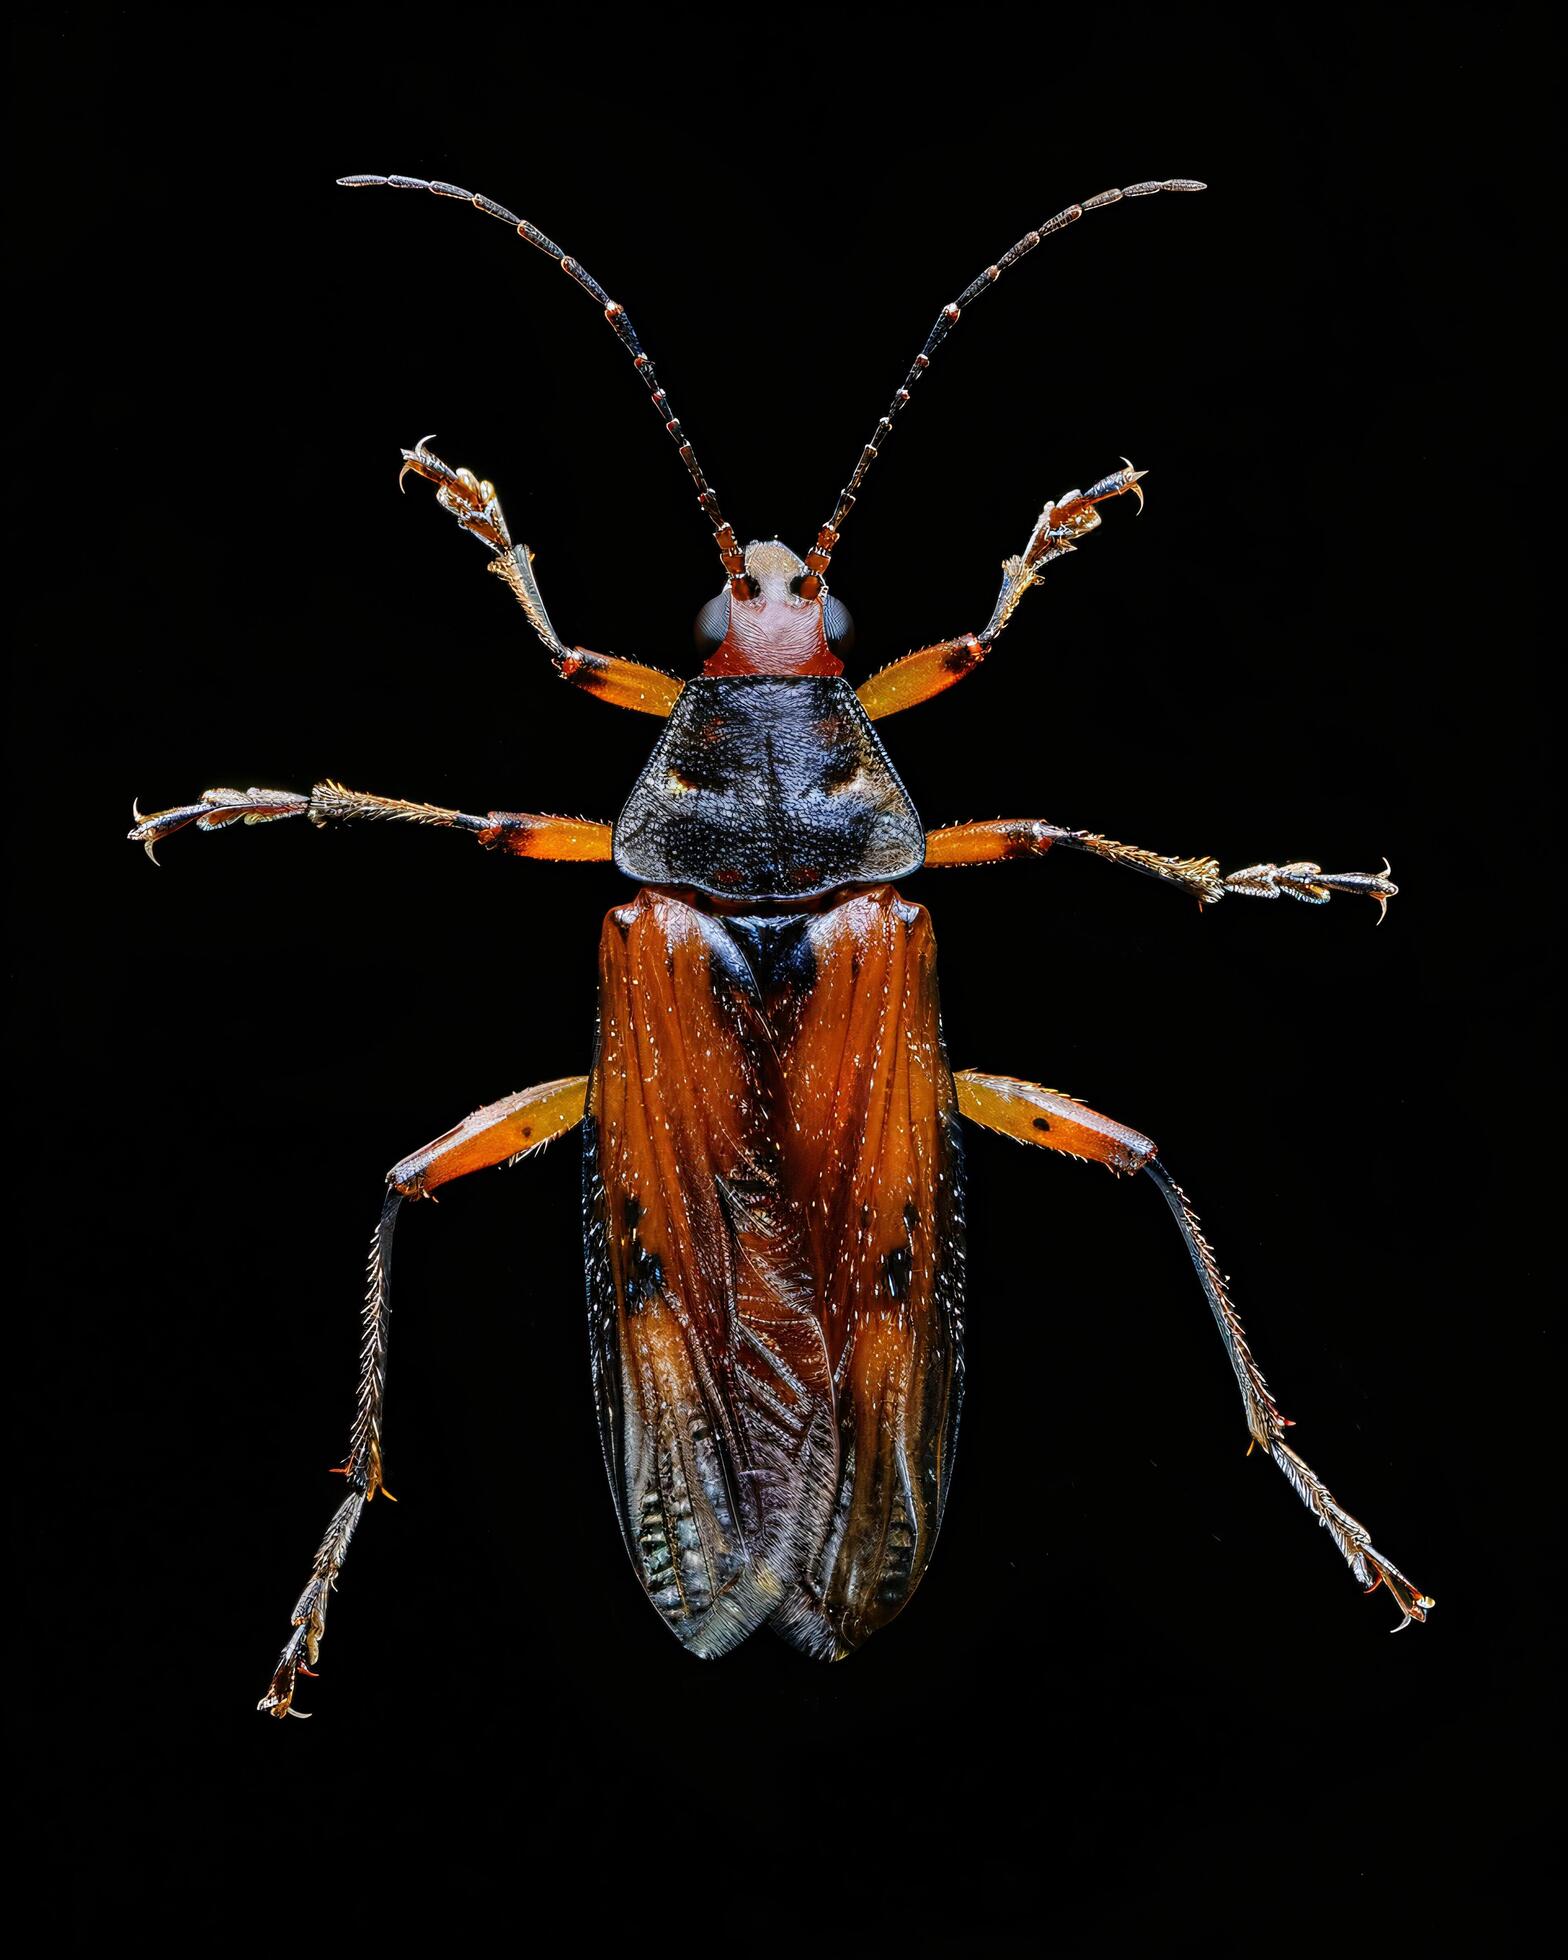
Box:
[259,1075,588,1718]
[953,1069,1433,1627]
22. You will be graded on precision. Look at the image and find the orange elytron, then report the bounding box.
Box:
[129,175,1431,1716]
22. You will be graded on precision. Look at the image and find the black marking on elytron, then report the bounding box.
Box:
[1033,1115,1052,1132]
[613,677,925,901]
[884,1202,922,1303]
[620,1197,665,1316]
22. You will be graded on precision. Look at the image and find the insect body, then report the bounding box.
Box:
[130,175,1432,1715]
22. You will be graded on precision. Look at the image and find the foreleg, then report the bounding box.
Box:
[855,462,1145,721]
[953,1069,1433,1625]
[399,437,682,716]
[258,1074,588,1719]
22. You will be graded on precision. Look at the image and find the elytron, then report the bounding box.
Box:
[130,173,1432,1717]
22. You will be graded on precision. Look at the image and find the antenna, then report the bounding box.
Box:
[339,175,750,592]
[798,179,1205,595]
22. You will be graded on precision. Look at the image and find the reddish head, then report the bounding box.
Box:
[694,540,854,678]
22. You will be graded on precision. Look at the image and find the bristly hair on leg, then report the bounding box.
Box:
[257,1190,402,1718]
[1145,1158,1433,1628]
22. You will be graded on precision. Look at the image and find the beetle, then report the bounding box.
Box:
[130,173,1432,1717]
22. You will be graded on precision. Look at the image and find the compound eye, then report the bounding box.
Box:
[822,594,856,657]
[693,590,731,656]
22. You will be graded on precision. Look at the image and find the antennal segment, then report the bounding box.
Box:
[800,179,1205,593]
[339,176,749,590]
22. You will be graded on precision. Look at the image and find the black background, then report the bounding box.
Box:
[10,9,1554,1950]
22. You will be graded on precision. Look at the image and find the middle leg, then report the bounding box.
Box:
[927,820,1397,917]
[953,1069,1433,1625]
[130,783,614,864]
